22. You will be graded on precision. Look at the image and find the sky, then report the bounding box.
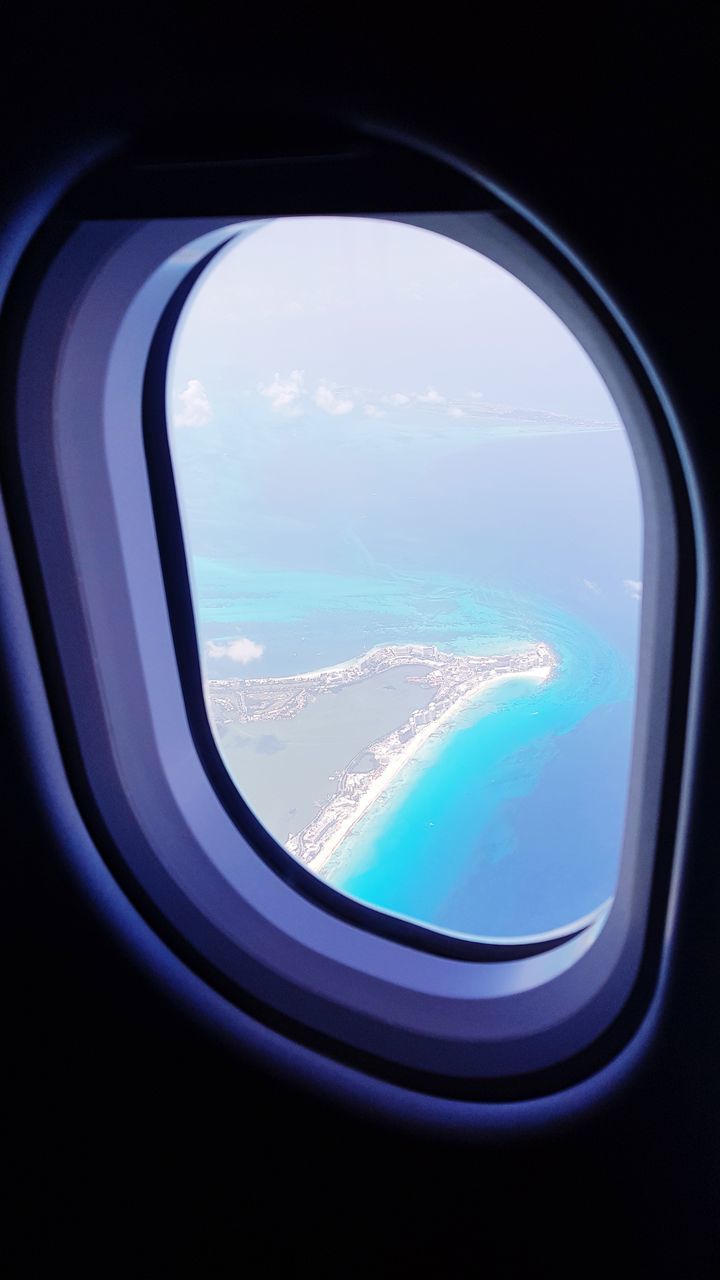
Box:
[170,215,621,428]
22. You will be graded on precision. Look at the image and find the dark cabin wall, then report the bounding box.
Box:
[1,8,718,1275]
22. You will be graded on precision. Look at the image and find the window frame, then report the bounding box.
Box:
[0,146,696,1101]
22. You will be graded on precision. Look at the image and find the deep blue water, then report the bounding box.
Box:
[171,412,643,938]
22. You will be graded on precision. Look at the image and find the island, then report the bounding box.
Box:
[205,642,555,876]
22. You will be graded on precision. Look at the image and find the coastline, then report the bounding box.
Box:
[299,663,552,877]
[220,643,406,685]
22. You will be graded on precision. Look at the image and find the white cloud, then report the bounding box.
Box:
[583,579,602,595]
[379,389,447,408]
[260,370,305,415]
[174,379,213,428]
[623,579,643,601]
[447,406,464,418]
[206,637,264,665]
[314,382,355,416]
[364,404,387,418]
[470,390,485,400]
[413,387,445,404]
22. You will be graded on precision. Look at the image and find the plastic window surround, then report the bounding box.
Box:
[8,203,685,1099]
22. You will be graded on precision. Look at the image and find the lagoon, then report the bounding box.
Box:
[215,663,435,844]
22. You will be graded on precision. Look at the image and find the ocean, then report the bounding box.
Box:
[172,409,643,940]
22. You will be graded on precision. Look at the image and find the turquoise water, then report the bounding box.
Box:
[193,556,635,938]
[173,416,642,939]
[332,601,632,937]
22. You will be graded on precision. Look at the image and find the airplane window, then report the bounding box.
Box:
[166,215,643,943]
[9,184,684,1092]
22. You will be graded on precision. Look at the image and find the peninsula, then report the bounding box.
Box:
[206,642,555,875]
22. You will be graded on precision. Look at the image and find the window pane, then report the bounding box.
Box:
[166,216,643,941]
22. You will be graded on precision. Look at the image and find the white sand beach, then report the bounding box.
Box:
[303,663,552,876]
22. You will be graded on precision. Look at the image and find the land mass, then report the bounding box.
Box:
[206,642,555,875]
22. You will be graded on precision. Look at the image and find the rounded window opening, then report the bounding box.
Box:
[166,215,643,944]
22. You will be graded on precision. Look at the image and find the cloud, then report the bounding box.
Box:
[260,370,305,414]
[206,637,264,665]
[314,382,355,415]
[174,379,213,428]
[379,388,446,408]
[364,404,387,418]
[623,579,643,601]
[583,578,602,595]
[447,406,464,418]
[413,387,445,404]
[258,373,357,416]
